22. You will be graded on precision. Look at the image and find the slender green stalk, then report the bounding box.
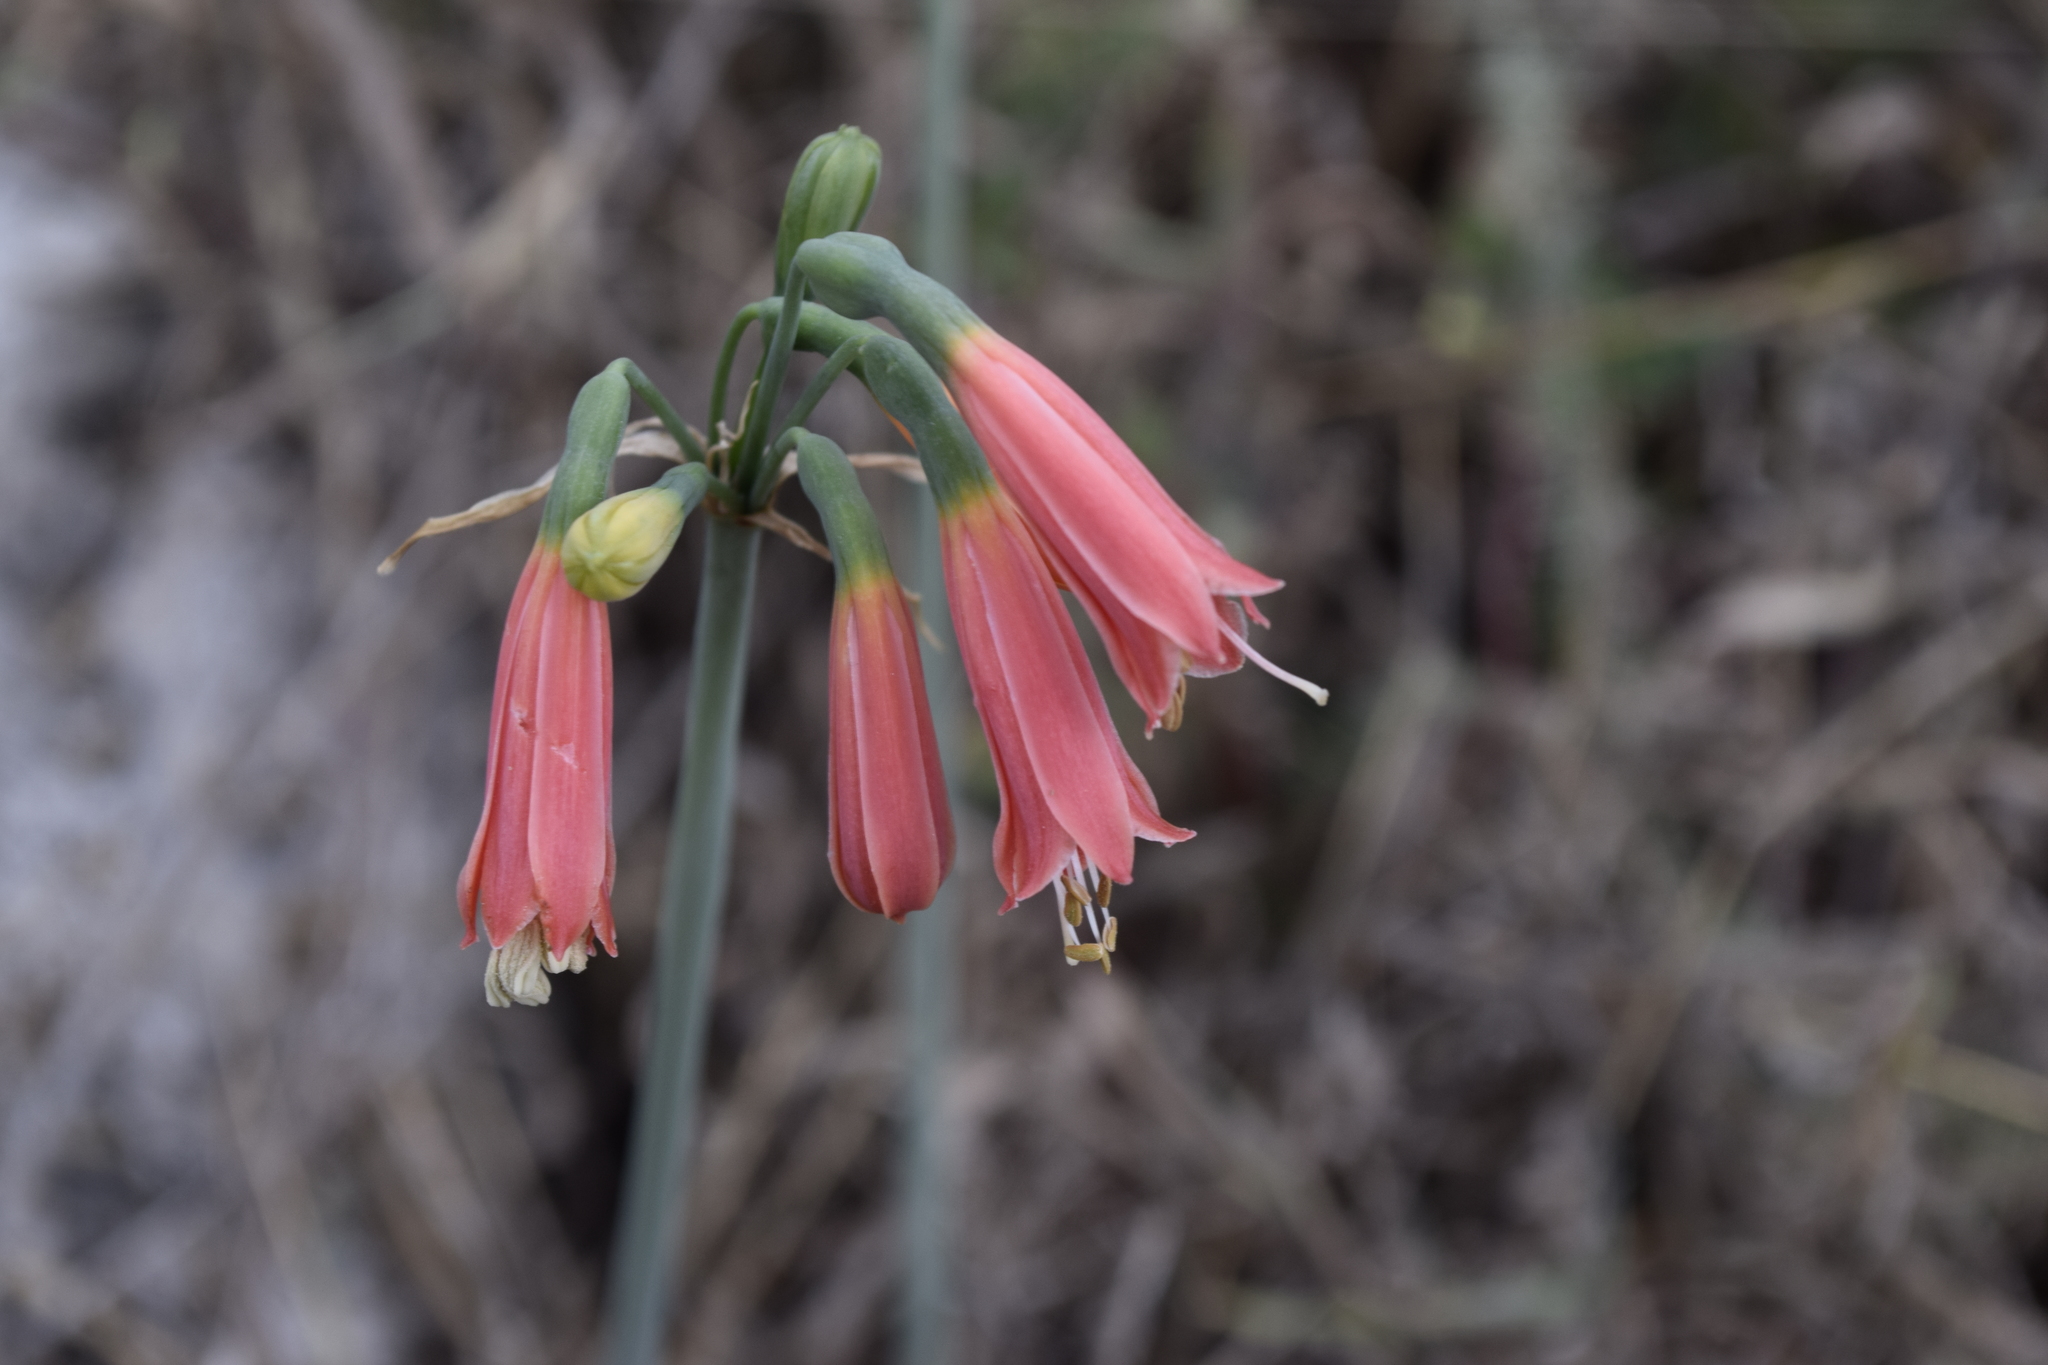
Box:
[601,518,762,1365]
[897,700,958,1365]
[900,0,970,1357]
[617,359,706,462]
[708,304,766,436]
[740,281,810,506]
[774,339,863,448]
[921,0,969,289]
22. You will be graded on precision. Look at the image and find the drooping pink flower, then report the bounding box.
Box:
[827,571,954,920]
[946,326,1324,733]
[940,484,1191,913]
[457,542,616,994]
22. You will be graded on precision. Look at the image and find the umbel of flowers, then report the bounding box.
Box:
[387,123,1327,1365]
[391,127,1322,1005]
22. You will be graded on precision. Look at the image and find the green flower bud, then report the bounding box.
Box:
[562,465,710,601]
[775,127,882,292]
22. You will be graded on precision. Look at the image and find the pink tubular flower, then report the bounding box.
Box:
[947,326,1325,733]
[457,542,616,1003]
[941,485,1191,918]
[827,572,955,920]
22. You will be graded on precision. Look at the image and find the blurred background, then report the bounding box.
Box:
[8,0,2048,1361]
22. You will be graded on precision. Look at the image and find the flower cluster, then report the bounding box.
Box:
[408,132,1320,1004]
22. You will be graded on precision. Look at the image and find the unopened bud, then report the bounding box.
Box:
[563,485,688,602]
[776,126,882,291]
[562,463,709,601]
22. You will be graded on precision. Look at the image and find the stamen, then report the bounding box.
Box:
[1050,863,1120,974]
[545,934,591,975]
[486,921,594,1007]
[1219,621,1329,706]
[1162,678,1186,732]
[484,921,551,1008]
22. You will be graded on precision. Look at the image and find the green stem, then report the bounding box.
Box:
[901,0,969,1355]
[740,280,810,507]
[773,339,863,450]
[708,304,766,436]
[601,518,761,1365]
[618,359,706,463]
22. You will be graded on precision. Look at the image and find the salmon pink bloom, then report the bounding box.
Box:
[941,485,1190,924]
[826,578,954,918]
[789,232,1326,734]
[787,313,1193,967]
[947,327,1326,731]
[452,366,635,1008]
[794,430,955,920]
[458,543,616,1005]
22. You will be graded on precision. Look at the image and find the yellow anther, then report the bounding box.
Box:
[1103,917,1118,952]
[1063,887,1084,927]
[1163,678,1186,732]
[1098,879,1113,909]
[1064,943,1105,964]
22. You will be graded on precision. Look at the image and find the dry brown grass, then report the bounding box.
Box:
[7,0,2048,1361]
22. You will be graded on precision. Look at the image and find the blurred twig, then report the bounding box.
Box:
[1325,198,2048,416]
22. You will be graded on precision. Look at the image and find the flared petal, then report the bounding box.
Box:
[459,547,550,948]
[941,492,1186,907]
[528,559,615,960]
[826,593,880,914]
[831,584,955,919]
[944,505,1075,903]
[979,330,1284,598]
[952,343,1223,652]
[948,328,1290,730]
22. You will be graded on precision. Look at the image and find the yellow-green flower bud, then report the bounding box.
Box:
[775,126,882,292]
[562,485,688,602]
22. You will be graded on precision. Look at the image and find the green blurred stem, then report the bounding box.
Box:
[616,359,706,463]
[901,0,969,1355]
[600,518,761,1365]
